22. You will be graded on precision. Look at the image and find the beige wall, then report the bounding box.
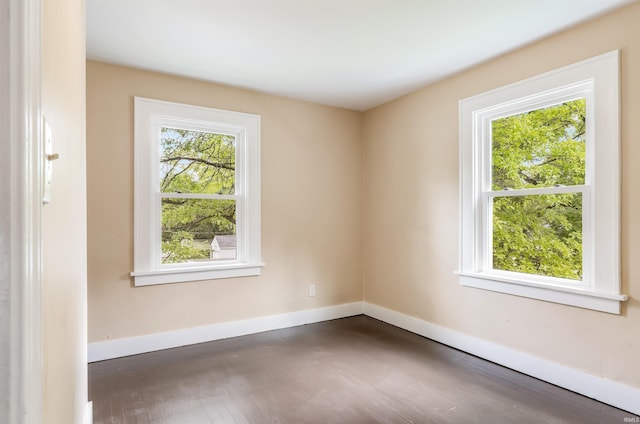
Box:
[42,0,87,423]
[363,3,640,389]
[87,1,640,398]
[86,61,363,342]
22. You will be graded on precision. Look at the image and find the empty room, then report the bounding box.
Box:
[3,0,640,423]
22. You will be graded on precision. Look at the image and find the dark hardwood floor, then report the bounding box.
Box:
[89,316,637,423]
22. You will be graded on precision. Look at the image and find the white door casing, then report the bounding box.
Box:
[2,0,43,423]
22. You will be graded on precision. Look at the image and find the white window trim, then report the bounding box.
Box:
[131,97,263,286]
[457,50,627,314]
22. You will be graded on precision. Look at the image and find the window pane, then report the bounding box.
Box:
[160,127,235,195]
[491,99,586,190]
[161,198,236,264]
[492,193,582,280]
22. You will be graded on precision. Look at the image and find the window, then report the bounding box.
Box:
[458,51,627,314]
[131,97,262,286]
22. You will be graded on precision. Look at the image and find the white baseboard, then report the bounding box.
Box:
[83,401,93,424]
[88,302,364,362]
[363,302,640,416]
[87,300,639,415]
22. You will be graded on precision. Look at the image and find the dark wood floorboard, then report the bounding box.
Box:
[89,315,638,424]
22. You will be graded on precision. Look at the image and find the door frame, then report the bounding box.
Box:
[3,0,43,422]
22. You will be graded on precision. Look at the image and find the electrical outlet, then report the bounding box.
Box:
[309,284,316,297]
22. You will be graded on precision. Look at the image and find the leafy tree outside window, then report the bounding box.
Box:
[160,128,237,264]
[491,99,585,280]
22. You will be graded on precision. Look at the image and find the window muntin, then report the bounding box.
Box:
[458,51,626,314]
[132,98,262,286]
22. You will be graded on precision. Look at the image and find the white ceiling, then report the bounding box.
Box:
[86,0,635,111]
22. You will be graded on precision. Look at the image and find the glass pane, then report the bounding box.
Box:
[491,98,586,190]
[492,193,582,280]
[160,127,235,195]
[161,198,236,264]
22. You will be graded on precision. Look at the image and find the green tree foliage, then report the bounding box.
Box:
[160,128,236,263]
[491,99,585,280]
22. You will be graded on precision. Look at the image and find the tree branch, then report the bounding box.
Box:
[161,156,235,171]
[161,160,196,191]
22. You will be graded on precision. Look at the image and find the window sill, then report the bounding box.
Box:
[455,271,627,314]
[131,262,265,286]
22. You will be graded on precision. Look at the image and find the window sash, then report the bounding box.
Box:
[156,195,242,269]
[150,120,246,270]
[475,84,593,288]
[479,184,591,288]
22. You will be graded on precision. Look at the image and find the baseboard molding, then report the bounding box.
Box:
[363,302,640,416]
[88,302,364,362]
[87,300,640,415]
[84,401,93,424]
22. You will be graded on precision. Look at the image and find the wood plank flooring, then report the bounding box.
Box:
[89,316,637,423]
